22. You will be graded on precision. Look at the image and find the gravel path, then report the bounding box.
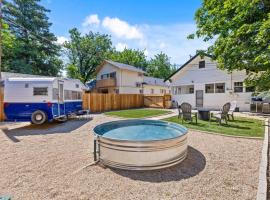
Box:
[0,114,262,200]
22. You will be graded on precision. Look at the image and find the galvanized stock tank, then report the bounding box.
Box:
[93,120,188,170]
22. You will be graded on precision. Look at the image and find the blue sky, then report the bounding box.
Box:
[41,0,208,64]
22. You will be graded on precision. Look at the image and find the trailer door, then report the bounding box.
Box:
[58,81,65,116]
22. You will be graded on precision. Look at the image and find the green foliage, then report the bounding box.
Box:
[105,109,171,118]
[3,0,63,76]
[109,48,148,71]
[164,116,264,137]
[147,52,176,79]
[190,0,270,91]
[1,23,16,71]
[64,28,112,83]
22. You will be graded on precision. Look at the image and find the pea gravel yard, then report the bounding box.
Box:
[0,114,263,200]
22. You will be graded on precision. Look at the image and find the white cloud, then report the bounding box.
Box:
[115,43,128,51]
[56,36,68,44]
[80,15,210,64]
[102,17,143,40]
[83,14,100,26]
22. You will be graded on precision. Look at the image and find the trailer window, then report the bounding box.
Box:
[53,88,58,100]
[78,92,82,99]
[64,90,72,100]
[72,91,77,100]
[33,87,48,96]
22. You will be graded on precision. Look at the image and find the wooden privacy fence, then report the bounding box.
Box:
[83,93,144,113]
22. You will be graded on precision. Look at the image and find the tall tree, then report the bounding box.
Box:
[1,22,16,72]
[64,28,112,83]
[3,0,63,76]
[189,0,270,91]
[147,52,176,79]
[109,48,148,70]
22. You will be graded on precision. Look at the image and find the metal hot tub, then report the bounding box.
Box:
[93,120,188,170]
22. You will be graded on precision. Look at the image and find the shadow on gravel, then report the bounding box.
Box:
[2,119,91,142]
[111,146,206,183]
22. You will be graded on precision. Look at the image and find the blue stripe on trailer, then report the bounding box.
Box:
[4,101,83,122]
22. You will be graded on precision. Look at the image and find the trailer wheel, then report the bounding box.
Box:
[31,110,47,125]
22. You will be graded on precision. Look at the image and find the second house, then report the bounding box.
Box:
[95,60,170,95]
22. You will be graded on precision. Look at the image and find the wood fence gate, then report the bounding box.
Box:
[143,94,171,108]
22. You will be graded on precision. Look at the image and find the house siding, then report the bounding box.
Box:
[96,62,169,95]
[171,56,252,111]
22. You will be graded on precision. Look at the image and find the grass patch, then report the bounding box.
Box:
[163,116,264,138]
[105,109,171,118]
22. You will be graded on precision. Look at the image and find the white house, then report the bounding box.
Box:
[95,60,170,94]
[167,54,254,111]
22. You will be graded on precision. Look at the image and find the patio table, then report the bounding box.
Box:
[197,108,212,121]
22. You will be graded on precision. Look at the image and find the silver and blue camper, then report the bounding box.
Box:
[4,77,86,124]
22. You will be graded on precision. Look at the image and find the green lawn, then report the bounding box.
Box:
[105,109,171,118]
[164,116,264,138]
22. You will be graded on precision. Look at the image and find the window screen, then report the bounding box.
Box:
[33,87,48,96]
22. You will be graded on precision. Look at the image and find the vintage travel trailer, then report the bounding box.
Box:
[4,77,86,124]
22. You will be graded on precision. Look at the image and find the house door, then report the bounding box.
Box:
[58,81,65,116]
[196,90,203,108]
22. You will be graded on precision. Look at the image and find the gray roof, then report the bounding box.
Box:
[105,60,146,73]
[143,76,169,87]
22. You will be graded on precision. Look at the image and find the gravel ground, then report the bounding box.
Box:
[0,114,262,200]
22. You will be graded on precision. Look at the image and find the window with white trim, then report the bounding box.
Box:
[205,84,214,93]
[234,82,243,93]
[215,83,225,93]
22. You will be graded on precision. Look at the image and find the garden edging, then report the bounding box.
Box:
[256,118,269,200]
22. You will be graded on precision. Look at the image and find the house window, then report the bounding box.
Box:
[246,86,255,93]
[151,89,154,94]
[215,83,225,93]
[139,89,143,94]
[33,87,48,96]
[189,87,194,94]
[75,84,79,88]
[175,87,181,94]
[25,83,29,88]
[101,74,109,80]
[234,82,243,93]
[110,72,116,78]
[199,60,205,69]
[205,84,214,93]
[136,82,141,87]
